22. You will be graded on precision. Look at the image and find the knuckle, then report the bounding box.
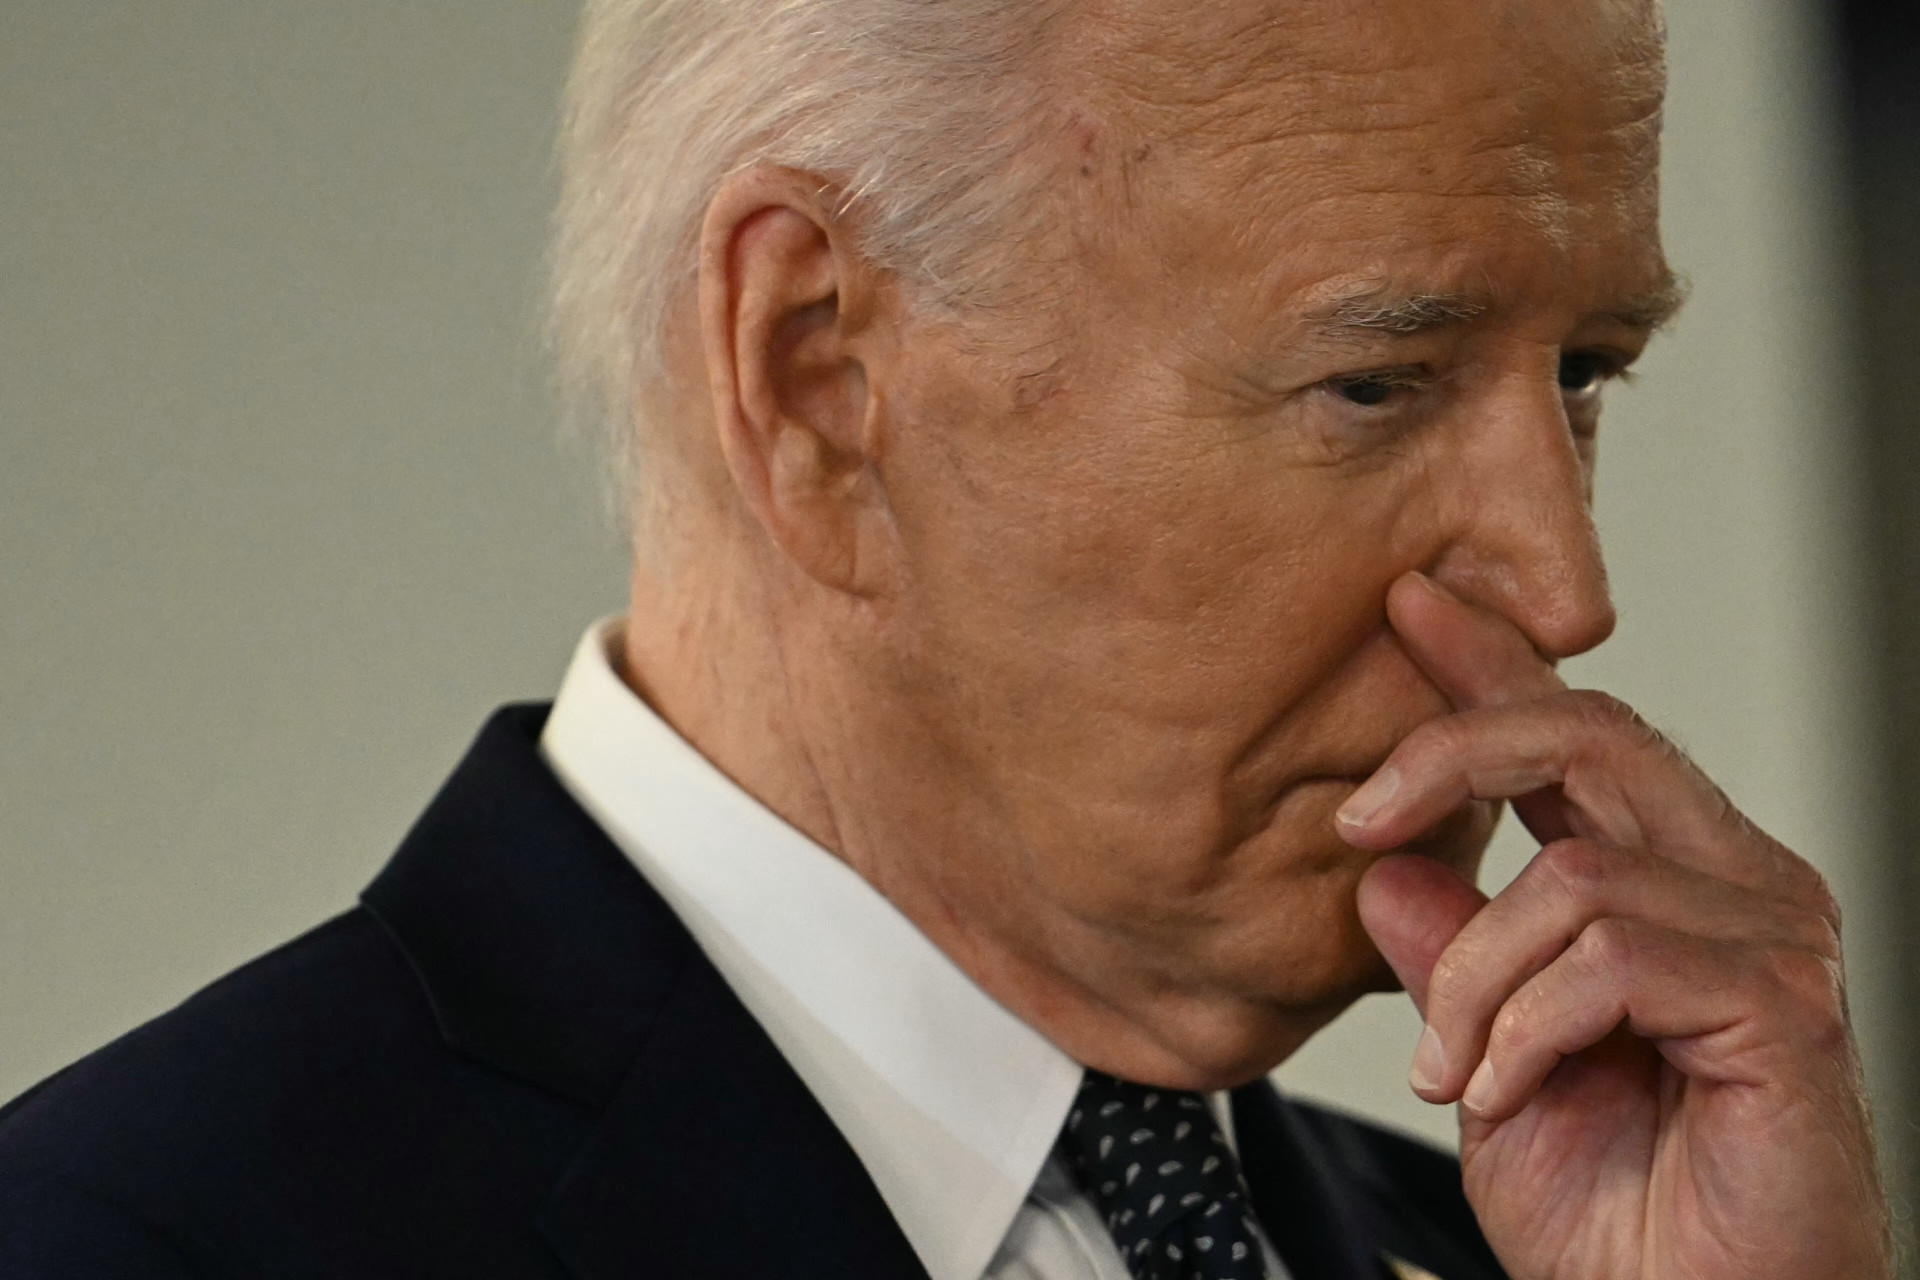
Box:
[1758,846,1843,933]
[1784,907,1845,962]
[1761,947,1851,1049]
[1403,715,1467,762]
[1380,722,1442,776]
[1797,867,1844,932]
[1817,888,1844,938]
[1709,785,1747,831]
[1532,838,1616,903]
[1572,916,1636,972]
[1489,999,1533,1053]
[1765,946,1840,1004]
[1426,949,1473,1009]
[1814,916,1845,964]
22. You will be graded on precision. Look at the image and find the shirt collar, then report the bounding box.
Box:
[539,620,1085,1280]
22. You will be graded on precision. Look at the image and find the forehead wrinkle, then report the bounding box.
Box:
[1059,1,1670,326]
[1072,0,1666,176]
[1121,74,1608,240]
[1081,0,1381,113]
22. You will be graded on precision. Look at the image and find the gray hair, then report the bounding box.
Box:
[549,0,1078,521]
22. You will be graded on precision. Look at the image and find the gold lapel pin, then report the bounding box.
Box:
[1382,1252,1445,1280]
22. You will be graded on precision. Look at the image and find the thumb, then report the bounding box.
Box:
[1356,854,1487,1016]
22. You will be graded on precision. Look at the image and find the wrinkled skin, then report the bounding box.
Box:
[1348,574,1885,1279]
[623,0,1890,1275]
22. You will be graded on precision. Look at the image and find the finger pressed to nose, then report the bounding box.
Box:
[1386,572,1568,710]
[1333,689,1765,884]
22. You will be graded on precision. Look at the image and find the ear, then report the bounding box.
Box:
[697,167,898,596]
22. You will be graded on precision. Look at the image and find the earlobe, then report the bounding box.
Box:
[697,169,897,596]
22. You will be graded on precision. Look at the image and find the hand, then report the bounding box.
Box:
[1336,572,1889,1280]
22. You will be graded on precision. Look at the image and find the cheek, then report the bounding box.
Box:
[897,405,1432,841]
[1008,444,1416,729]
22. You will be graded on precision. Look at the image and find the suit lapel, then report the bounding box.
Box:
[536,953,929,1280]
[1233,1083,1381,1280]
[1233,1084,1506,1280]
[363,705,929,1280]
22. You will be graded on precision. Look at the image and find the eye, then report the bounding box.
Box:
[1335,378,1394,407]
[1324,367,1429,408]
[1558,351,1617,398]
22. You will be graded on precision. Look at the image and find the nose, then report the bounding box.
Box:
[1425,380,1617,663]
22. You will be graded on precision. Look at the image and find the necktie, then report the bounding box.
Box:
[1061,1071,1269,1280]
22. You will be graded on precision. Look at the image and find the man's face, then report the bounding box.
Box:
[859,0,1672,1084]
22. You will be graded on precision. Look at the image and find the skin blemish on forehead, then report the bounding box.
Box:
[1070,113,1104,179]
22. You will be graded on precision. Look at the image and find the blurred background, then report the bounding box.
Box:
[3,0,1915,1228]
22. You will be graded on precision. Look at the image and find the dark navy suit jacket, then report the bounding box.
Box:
[0,705,1508,1280]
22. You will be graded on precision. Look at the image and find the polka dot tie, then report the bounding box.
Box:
[1061,1071,1270,1280]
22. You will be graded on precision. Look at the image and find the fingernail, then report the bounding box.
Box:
[1337,768,1400,829]
[1463,1059,1499,1115]
[1409,1025,1447,1093]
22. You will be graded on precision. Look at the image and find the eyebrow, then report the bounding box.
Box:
[1604,270,1690,331]
[1303,269,1691,341]
[1307,291,1488,338]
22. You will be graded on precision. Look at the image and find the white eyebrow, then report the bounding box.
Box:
[1606,272,1690,331]
[1307,291,1489,338]
[1303,269,1688,340]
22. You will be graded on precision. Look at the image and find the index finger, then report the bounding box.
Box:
[1387,572,1567,711]
[1336,690,1792,894]
[1387,572,1588,843]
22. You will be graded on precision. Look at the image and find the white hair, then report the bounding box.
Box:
[549,0,1079,522]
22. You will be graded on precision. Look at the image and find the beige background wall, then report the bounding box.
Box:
[1,0,625,1091]
[2,0,1898,1203]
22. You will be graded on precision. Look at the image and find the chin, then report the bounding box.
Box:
[1216,792,1497,1008]
[1144,984,1367,1092]
[1050,798,1498,1091]
[1162,931,1413,1090]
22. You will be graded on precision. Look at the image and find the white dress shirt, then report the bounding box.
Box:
[539,621,1288,1280]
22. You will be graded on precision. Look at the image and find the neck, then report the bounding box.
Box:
[621,532,848,860]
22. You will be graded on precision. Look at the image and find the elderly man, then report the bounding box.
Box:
[0,0,1890,1277]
